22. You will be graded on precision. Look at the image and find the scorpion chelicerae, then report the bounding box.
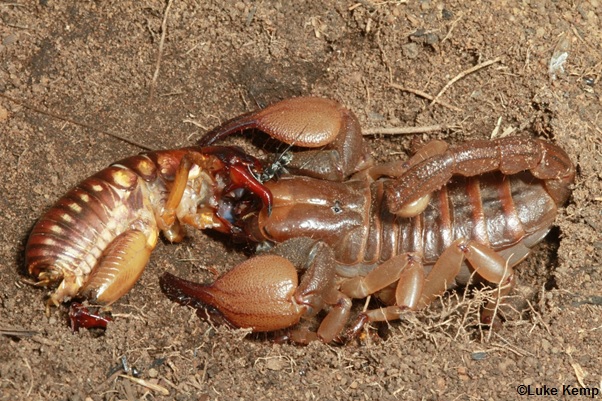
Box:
[25,145,272,314]
[159,97,575,344]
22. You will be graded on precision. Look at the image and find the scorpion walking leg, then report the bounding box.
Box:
[346,239,514,339]
[288,240,352,343]
[416,239,514,312]
[341,254,425,337]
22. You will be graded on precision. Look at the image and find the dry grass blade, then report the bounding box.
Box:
[430,57,502,107]
[148,0,174,102]
[118,374,170,396]
[0,327,38,337]
[363,124,454,136]
[389,83,464,112]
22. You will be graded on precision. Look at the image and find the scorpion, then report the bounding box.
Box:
[25,145,272,314]
[158,97,575,344]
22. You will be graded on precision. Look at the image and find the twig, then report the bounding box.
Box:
[430,57,502,108]
[22,357,34,398]
[0,92,154,151]
[149,0,174,102]
[118,374,169,396]
[363,124,453,136]
[0,327,38,337]
[389,83,464,112]
[441,11,463,43]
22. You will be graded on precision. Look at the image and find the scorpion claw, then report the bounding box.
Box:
[160,255,305,332]
[228,164,273,216]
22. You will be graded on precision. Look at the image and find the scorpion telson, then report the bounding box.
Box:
[161,97,575,344]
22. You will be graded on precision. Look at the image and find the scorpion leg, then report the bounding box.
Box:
[385,136,575,215]
[346,238,515,339]
[199,97,372,181]
[416,238,514,309]
[417,238,516,325]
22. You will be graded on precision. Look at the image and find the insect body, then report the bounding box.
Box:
[26,146,271,312]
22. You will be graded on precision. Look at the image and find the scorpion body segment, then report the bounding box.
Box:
[26,146,271,310]
[250,171,563,270]
[161,97,575,343]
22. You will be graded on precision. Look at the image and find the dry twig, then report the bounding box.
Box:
[430,57,502,108]
[119,374,170,396]
[149,0,174,102]
[389,83,464,112]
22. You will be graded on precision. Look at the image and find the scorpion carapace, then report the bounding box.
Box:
[160,97,575,344]
[26,145,272,313]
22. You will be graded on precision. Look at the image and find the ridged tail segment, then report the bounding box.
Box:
[25,161,157,297]
[371,171,559,267]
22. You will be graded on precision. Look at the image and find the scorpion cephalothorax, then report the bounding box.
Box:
[159,97,575,343]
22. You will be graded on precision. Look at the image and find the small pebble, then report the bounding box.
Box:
[0,105,8,122]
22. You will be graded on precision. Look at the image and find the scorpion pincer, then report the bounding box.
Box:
[25,145,272,314]
[159,97,576,344]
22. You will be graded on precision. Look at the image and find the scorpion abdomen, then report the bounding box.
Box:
[371,171,560,272]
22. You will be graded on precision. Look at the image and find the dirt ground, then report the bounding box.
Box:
[1,1,601,400]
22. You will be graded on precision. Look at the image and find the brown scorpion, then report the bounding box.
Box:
[159,97,575,344]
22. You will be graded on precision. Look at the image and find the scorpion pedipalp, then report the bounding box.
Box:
[200,97,373,181]
[161,238,353,343]
[160,255,305,332]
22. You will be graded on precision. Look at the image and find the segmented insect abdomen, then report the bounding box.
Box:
[25,162,159,294]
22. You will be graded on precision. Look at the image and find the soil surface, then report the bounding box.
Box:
[1,1,601,400]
